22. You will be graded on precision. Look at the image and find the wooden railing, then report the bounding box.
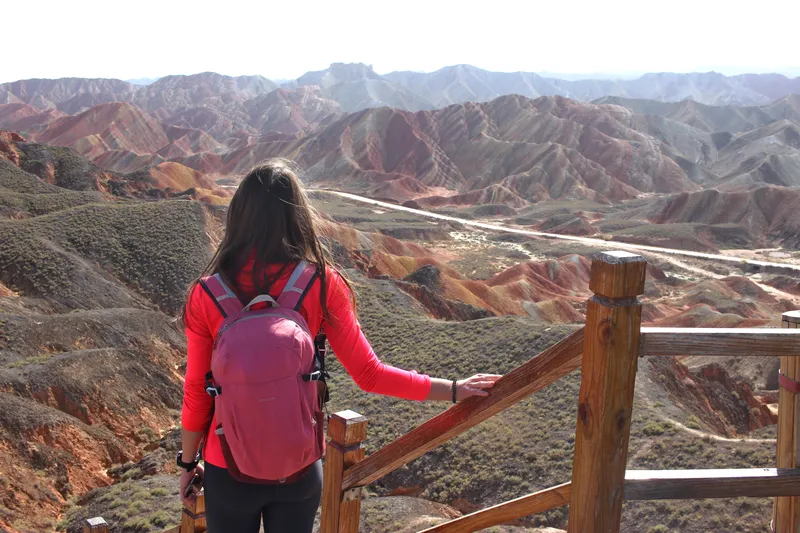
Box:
[320,251,800,533]
[416,469,800,533]
[83,251,800,532]
[339,328,586,492]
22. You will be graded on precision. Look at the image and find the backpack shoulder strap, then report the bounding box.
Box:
[198,273,244,319]
[277,261,320,311]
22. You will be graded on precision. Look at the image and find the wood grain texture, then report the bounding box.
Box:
[774,313,800,533]
[340,328,585,491]
[338,443,366,533]
[417,483,572,533]
[640,327,800,357]
[626,468,800,500]
[194,493,206,532]
[321,411,368,533]
[83,518,108,533]
[180,493,206,533]
[321,442,345,533]
[568,253,646,533]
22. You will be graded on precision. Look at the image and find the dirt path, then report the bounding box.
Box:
[644,250,725,279]
[318,189,800,308]
[316,189,800,274]
[661,416,776,444]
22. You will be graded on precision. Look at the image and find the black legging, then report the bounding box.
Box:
[204,461,322,533]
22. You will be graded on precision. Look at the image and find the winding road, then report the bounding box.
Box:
[316,189,800,274]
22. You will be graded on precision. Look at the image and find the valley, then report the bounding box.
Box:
[0,64,798,532]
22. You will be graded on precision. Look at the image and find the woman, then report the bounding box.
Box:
[180,160,502,533]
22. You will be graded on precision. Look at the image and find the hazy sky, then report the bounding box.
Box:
[3,0,799,83]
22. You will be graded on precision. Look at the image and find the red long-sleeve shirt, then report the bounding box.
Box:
[182,260,432,468]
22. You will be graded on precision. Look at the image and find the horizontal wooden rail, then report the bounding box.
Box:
[625,468,800,500]
[639,327,800,357]
[418,483,571,533]
[340,328,586,491]
[415,468,800,532]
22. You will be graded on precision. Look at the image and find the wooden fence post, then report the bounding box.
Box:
[181,492,206,533]
[567,251,647,533]
[321,410,368,533]
[774,310,800,533]
[83,518,108,533]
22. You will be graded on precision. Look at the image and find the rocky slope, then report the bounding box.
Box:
[595,94,800,133]
[0,75,340,143]
[0,152,216,531]
[0,131,230,205]
[0,150,787,532]
[217,95,697,204]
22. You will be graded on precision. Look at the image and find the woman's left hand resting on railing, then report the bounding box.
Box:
[426,374,503,402]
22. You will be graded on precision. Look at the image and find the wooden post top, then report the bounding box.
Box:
[329,410,368,445]
[84,517,108,533]
[589,251,647,299]
[334,410,368,422]
[783,311,800,325]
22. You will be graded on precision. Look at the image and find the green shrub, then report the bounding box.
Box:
[122,517,150,531]
[642,422,666,436]
[149,510,172,527]
[120,468,141,482]
[150,487,169,497]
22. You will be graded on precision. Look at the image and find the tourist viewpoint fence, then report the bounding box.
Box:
[84,251,800,533]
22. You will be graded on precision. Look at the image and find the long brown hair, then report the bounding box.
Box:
[184,159,352,322]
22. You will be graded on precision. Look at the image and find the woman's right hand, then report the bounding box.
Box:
[180,464,204,508]
[456,373,503,401]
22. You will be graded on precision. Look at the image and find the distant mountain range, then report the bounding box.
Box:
[2,63,800,248]
[4,63,800,117]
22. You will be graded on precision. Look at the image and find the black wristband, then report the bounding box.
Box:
[176,451,200,472]
[451,380,458,404]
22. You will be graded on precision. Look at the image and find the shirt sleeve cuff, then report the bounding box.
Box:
[411,374,433,401]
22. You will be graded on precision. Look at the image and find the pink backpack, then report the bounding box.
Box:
[198,261,327,483]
